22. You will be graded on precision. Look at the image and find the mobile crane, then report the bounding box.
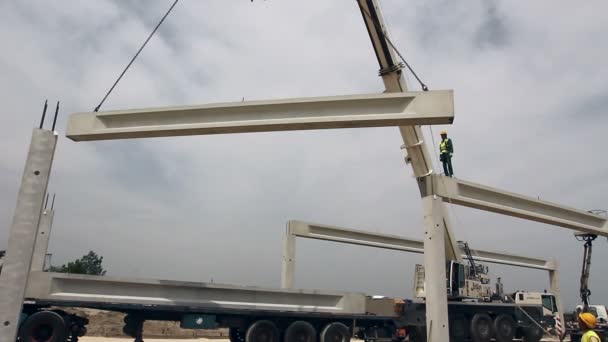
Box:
[410,241,556,342]
[565,216,607,342]
[577,233,597,313]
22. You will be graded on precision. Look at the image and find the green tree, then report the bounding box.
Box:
[49,251,107,275]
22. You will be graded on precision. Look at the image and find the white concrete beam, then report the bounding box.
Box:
[429,175,608,237]
[286,220,554,270]
[66,91,454,141]
[25,271,366,314]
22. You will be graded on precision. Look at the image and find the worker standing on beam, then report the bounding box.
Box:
[439,130,454,177]
[579,313,601,342]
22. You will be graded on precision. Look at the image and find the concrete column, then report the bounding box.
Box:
[281,223,296,289]
[0,129,57,342]
[31,209,54,272]
[549,260,565,335]
[422,195,450,341]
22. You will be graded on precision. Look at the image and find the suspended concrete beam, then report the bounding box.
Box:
[282,220,554,288]
[66,91,454,141]
[425,175,608,237]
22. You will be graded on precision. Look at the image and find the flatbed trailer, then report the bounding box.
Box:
[16,271,552,342]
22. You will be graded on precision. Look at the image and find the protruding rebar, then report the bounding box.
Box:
[39,100,48,129]
[51,193,56,210]
[52,101,60,131]
[44,193,50,210]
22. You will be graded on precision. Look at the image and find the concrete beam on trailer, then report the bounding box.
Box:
[0,129,57,342]
[425,175,608,237]
[25,271,366,315]
[66,91,454,141]
[281,220,555,288]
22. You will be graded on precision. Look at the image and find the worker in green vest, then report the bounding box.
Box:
[579,312,601,342]
[439,130,454,177]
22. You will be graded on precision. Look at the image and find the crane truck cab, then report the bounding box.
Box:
[513,291,559,317]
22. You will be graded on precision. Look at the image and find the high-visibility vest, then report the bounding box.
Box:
[440,139,449,154]
[582,330,601,342]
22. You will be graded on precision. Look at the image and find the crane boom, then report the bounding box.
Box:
[577,233,597,312]
[355,0,462,263]
[356,2,459,340]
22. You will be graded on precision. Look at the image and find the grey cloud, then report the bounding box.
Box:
[571,91,608,120]
[474,1,510,49]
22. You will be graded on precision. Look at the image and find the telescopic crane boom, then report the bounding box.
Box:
[576,233,596,312]
[577,209,606,312]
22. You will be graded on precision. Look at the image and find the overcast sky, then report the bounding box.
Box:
[1,0,607,310]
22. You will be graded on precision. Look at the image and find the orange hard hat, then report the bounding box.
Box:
[579,312,597,329]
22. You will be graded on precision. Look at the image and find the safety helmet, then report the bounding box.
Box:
[579,312,597,329]
[440,130,447,135]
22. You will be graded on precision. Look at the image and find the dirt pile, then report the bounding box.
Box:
[63,308,228,339]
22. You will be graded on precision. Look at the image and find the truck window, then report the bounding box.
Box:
[518,293,524,301]
[541,295,556,313]
[458,264,465,289]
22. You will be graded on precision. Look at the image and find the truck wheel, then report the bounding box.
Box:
[320,322,350,342]
[470,313,493,342]
[230,327,246,342]
[522,325,543,342]
[18,311,67,342]
[246,320,280,342]
[493,315,515,342]
[284,321,316,342]
[449,318,466,341]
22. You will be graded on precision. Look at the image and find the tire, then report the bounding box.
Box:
[246,320,280,342]
[522,325,543,342]
[230,327,246,342]
[493,315,516,342]
[284,321,316,342]
[470,313,493,342]
[19,311,67,342]
[449,318,467,342]
[319,322,350,342]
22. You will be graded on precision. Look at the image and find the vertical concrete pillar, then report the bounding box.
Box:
[0,129,57,342]
[281,222,296,289]
[549,260,565,336]
[31,208,55,272]
[422,195,450,341]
